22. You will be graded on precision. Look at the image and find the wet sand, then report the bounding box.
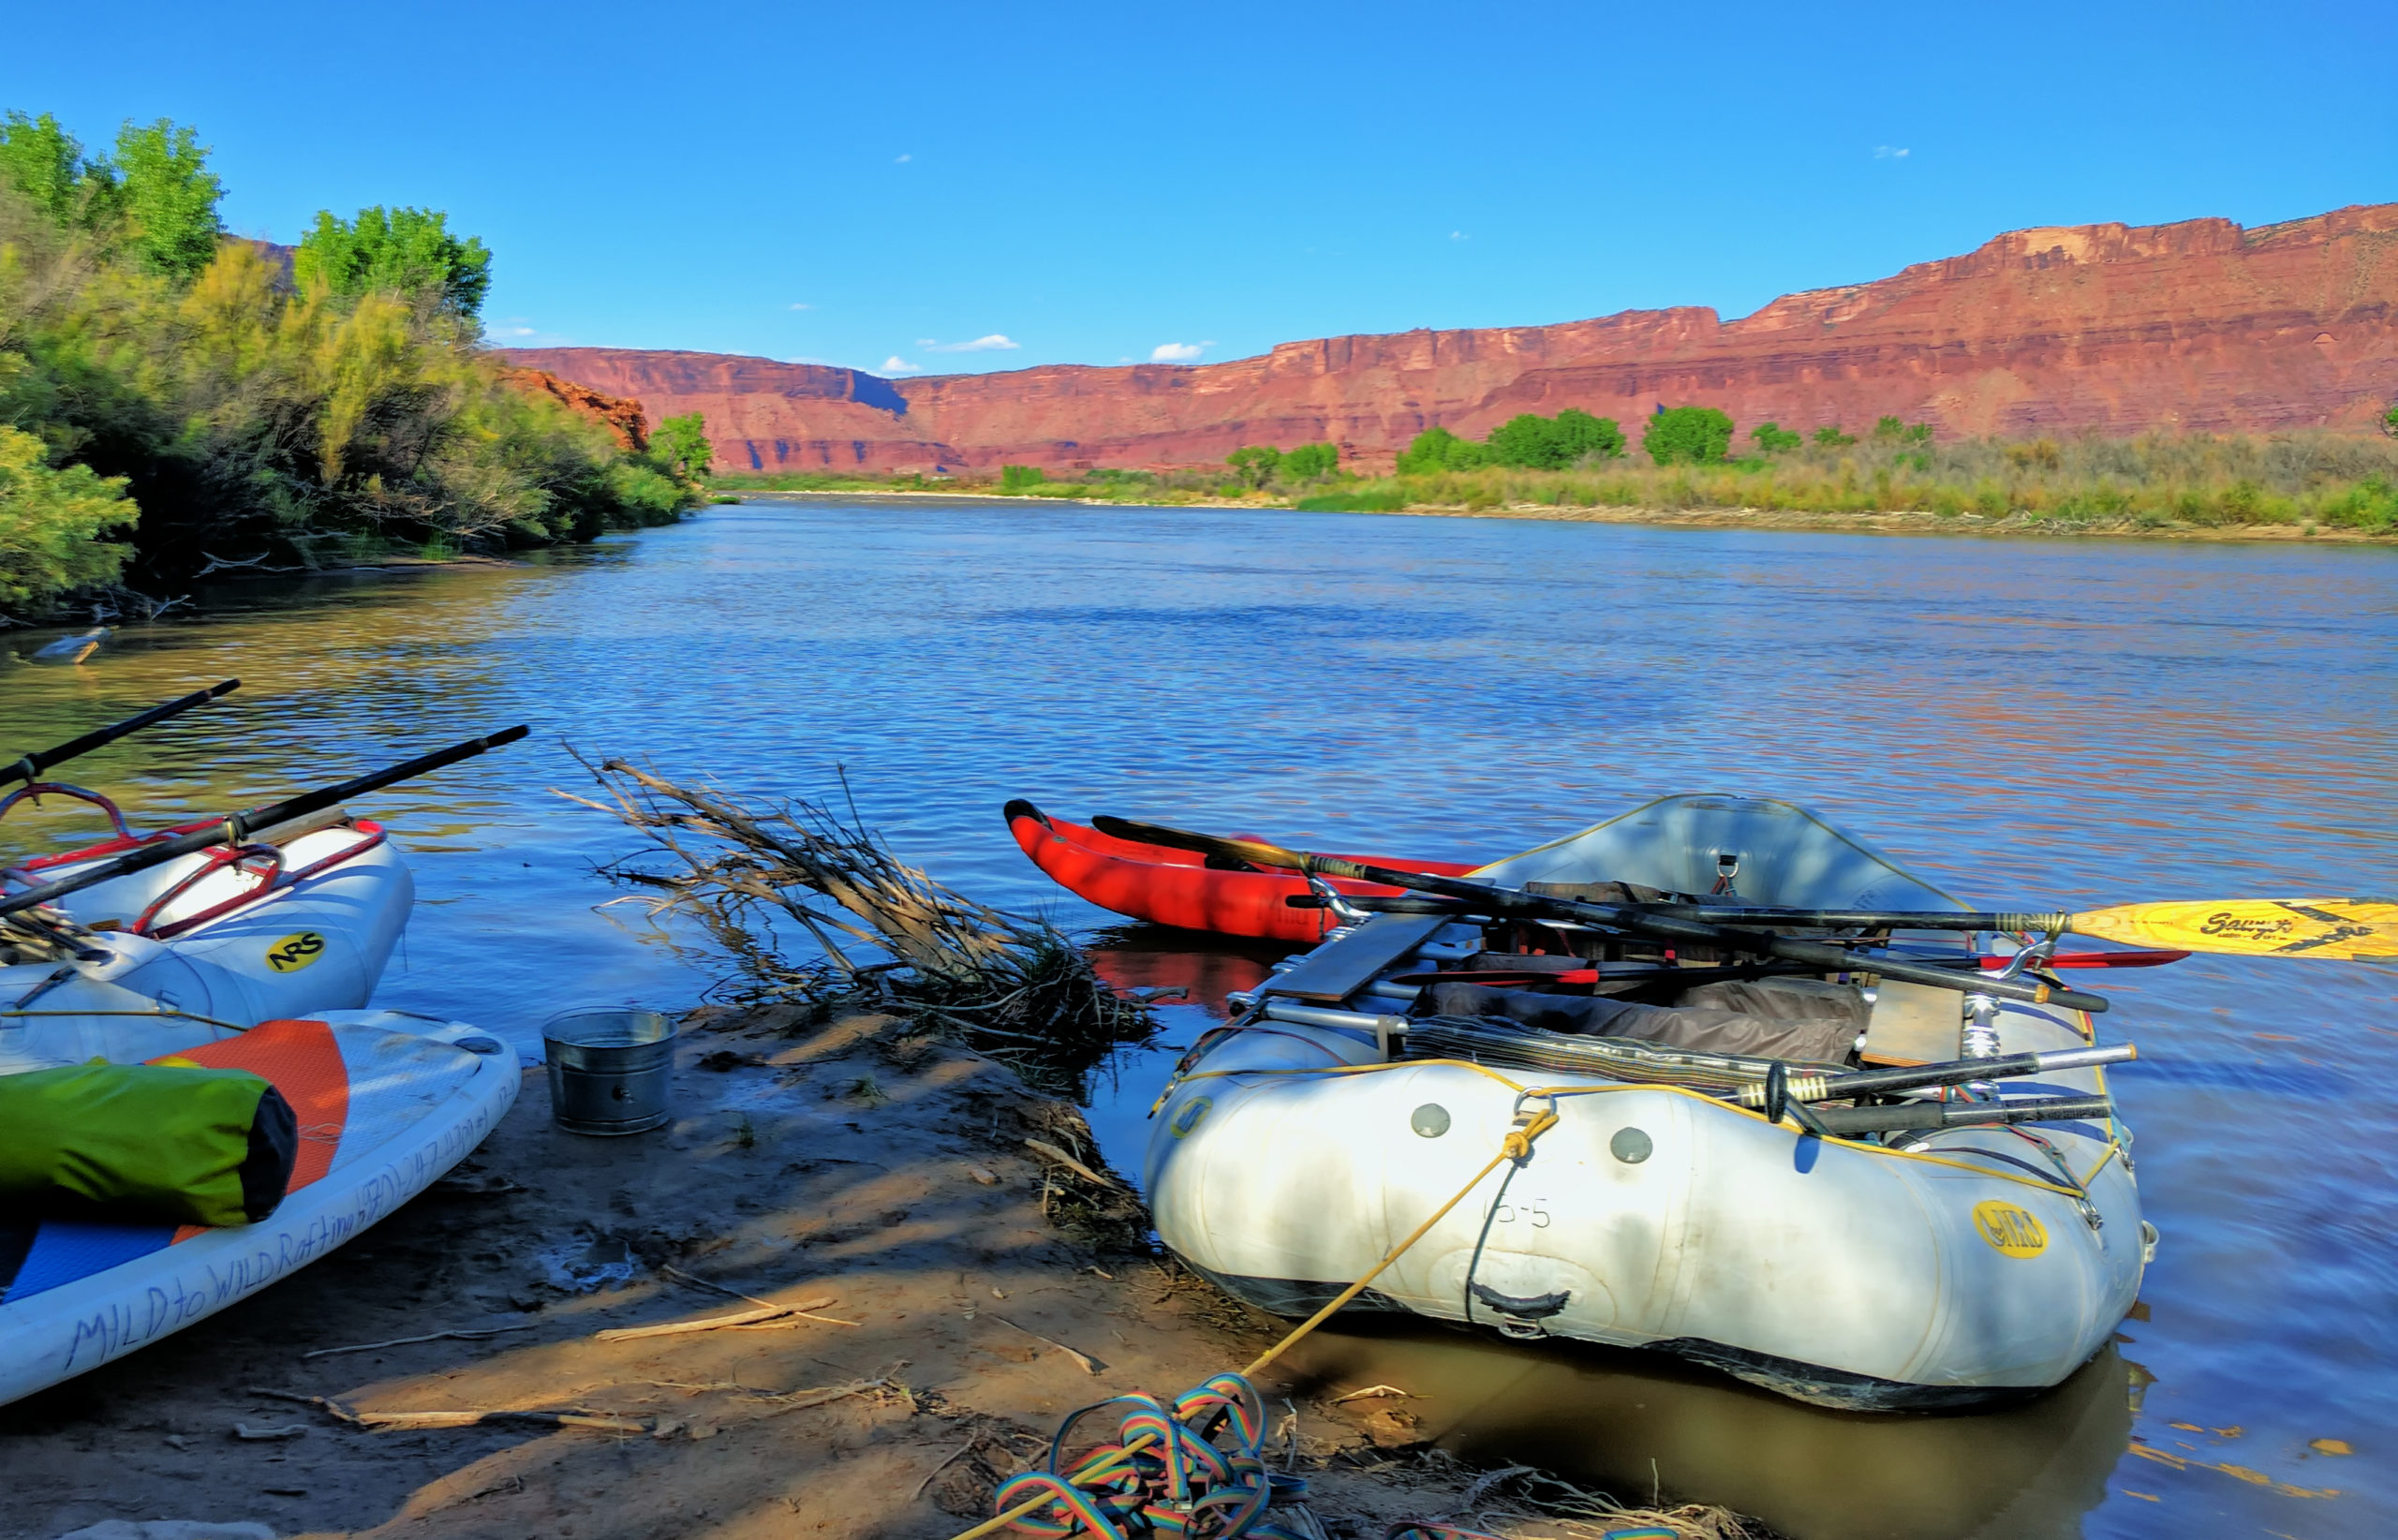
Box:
[0,1007,1737,1540]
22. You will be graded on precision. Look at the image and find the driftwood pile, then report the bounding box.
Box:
[559,757,1152,1089]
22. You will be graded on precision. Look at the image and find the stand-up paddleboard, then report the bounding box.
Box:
[0,1010,520,1407]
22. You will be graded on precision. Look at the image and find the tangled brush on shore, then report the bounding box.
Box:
[557,756,1153,1091]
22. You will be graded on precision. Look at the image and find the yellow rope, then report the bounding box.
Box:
[1165,1058,2097,1199]
[1242,1102,1556,1379]
[944,1100,1565,1540]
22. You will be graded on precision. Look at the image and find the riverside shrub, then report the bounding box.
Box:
[1226,445,1282,488]
[0,426,134,608]
[1280,442,1339,479]
[1643,407,1736,466]
[1375,428,2398,530]
[0,108,701,614]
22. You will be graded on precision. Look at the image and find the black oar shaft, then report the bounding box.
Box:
[1809,1093,2112,1136]
[0,725,529,920]
[5,679,241,788]
[1737,1043,2135,1106]
[1306,854,2107,1013]
[1648,906,2070,932]
[1286,894,1480,915]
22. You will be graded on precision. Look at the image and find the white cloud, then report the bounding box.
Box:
[1149,341,1207,363]
[1450,230,1468,241]
[881,356,924,376]
[788,302,812,311]
[925,333,1021,353]
[482,317,570,347]
[1873,145,1910,159]
[896,153,911,163]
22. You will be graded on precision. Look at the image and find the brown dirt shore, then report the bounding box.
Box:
[0,1006,1738,1540]
[720,488,2394,544]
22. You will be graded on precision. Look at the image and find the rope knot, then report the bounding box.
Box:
[1502,1103,1559,1162]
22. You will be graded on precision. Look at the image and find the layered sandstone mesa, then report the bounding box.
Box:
[496,366,651,452]
[506,203,2398,475]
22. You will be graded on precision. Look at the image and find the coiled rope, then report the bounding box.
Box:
[986,1372,1312,1540]
[949,1101,1562,1540]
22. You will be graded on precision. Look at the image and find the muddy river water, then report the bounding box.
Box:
[4,496,2392,1539]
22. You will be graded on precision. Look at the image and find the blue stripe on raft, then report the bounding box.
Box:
[3,1221,175,1302]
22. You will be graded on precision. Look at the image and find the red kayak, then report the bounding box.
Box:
[1004,799,1478,943]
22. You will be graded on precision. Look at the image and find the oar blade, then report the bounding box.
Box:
[1089,815,1310,873]
[2071,898,2398,959]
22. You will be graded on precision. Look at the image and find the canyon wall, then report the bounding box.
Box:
[496,366,651,452]
[503,203,2398,474]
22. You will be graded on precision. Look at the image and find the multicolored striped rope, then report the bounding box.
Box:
[987,1371,1314,1538]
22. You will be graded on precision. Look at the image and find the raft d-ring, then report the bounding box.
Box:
[1502,1095,1559,1162]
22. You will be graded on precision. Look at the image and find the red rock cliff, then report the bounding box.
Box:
[505,203,2398,474]
[496,366,650,452]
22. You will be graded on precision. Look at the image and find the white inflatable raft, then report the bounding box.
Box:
[2,806,413,1024]
[0,1008,519,1407]
[1147,794,2152,1410]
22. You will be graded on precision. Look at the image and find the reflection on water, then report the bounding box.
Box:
[2,498,2392,1539]
[1283,1324,2131,1540]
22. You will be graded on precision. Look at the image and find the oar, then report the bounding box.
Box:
[1093,817,2106,1012]
[0,726,529,921]
[1636,902,2398,962]
[4,679,241,789]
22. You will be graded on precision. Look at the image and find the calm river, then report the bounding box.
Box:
[4,497,2392,1539]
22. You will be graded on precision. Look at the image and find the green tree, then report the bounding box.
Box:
[1397,427,1458,474]
[1486,410,1622,468]
[1396,425,1491,474]
[2380,403,2396,438]
[0,111,89,228]
[1487,413,1562,468]
[1752,422,1802,453]
[999,464,1044,491]
[651,412,712,482]
[1813,423,1856,448]
[0,425,134,611]
[1226,444,1282,488]
[1281,442,1339,479]
[111,119,222,281]
[1553,407,1624,463]
[1642,406,1735,466]
[295,206,494,318]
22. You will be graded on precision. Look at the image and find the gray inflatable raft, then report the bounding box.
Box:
[1146,794,2151,1410]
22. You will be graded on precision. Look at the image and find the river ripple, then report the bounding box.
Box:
[3,496,2392,1539]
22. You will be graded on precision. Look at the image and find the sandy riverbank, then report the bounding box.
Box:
[0,1005,1743,1540]
[720,488,2395,544]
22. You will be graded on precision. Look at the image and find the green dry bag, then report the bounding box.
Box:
[0,1061,300,1227]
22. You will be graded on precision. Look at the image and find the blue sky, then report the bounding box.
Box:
[7,1,2390,378]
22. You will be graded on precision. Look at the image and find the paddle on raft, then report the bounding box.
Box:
[1094,816,2107,1012]
[1624,902,2398,962]
[3,679,241,790]
[0,725,530,921]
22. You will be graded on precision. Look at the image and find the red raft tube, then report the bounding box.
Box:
[1003,799,1478,944]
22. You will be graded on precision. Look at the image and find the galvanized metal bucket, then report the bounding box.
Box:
[543,1008,674,1135]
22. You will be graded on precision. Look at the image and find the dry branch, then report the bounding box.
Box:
[592,1296,841,1341]
[556,756,1151,1088]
